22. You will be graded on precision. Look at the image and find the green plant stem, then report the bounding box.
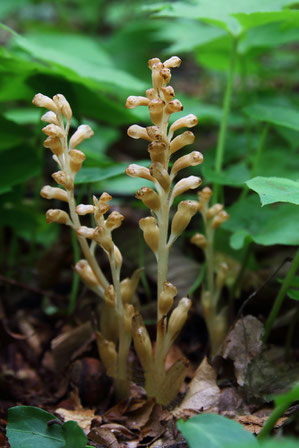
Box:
[68,230,80,315]
[257,402,289,440]
[213,36,238,204]
[264,249,299,343]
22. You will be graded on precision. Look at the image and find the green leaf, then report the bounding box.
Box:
[223,195,299,248]
[7,406,87,448]
[0,0,31,19]
[287,289,299,301]
[243,104,299,131]
[246,177,299,206]
[75,163,128,185]
[0,115,28,150]
[254,148,299,181]
[202,163,250,187]
[274,382,299,407]
[233,9,299,33]
[177,413,257,448]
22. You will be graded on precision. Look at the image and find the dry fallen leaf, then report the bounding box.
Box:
[173,357,220,417]
[88,427,119,448]
[55,403,95,432]
[222,315,264,386]
[236,415,287,435]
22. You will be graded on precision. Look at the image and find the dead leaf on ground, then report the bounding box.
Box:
[221,315,264,386]
[88,427,119,448]
[55,392,95,432]
[126,398,156,430]
[236,415,287,435]
[173,357,220,417]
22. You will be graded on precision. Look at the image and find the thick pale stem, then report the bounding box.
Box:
[157,191,170,321]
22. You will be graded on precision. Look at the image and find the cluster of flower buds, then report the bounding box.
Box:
[33,93,94,227]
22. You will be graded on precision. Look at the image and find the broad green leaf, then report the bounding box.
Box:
[4,108,41,125]
[234,9,299,33]
[177,413,257,448]
[7,406,87,448]
[287,289,299,301]
[244,104,299,130]
[0,0,31,19]
[202,163,250,187]
[0,115,28,150]
[223,195,299,248]
[75,163,128,184]
[246,176,299,206]
[255,148,299,181]
[274,382,299,407]
[0,146,40,194]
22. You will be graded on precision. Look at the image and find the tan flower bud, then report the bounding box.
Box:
[146,126,163,141]
[149,162,171,191]
[136,187,161,212]
[191,233,207,249]
[125,96,150,109]
[168,298,191,343]
[46,209,71,225]
[124,304,134,333]
[171,151,204,177]
[53,94,72,121]
[165,99,183,115]
[159,282,177,315]
[75,259,99,287]
[96,332,117,377]
[70,125,94,148]
[113,245,123,268]
[171,200,198,237]
[132,313,153,371]
[201,291,213,316]
[41,111,59,125]
[127,124,151,141]
[76,226,95,240]
[148,98,165,125]
[198,187,212,210]
[148,141,167,165]
[172,176,202,199]
[170,131,195,154]
[161,86,175,102]
[52,170,73,190]
[139,216,159,253]
[75,204,94,215]
[163,56,181,68]
[206,204,224,220]
[105,211,124,231]
[94,226,114,252]
[69,149,86,173]
[94,202,110,222]
[146,88,156,99]
[99,192,112,203]
[104,285,116,308]
[126,164,154,182]
[148,57,161,69]
[212,211,230,229]
[40,185,68,202]
[216,263,229,291]
[169,114,198,134]
[42,124,64,138]
[159,67,171,85]
[43,136,63,156]
[120,268,143,305]
[32,93,58,113]
[151,61,164,90]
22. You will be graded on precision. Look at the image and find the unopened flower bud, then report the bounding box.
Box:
[32,93,58,113]
[159,67,171,85]
[216,263,229,291]
[124,304,134,333]
[168,298,191,343]
[171,200,198,237]
[161,86,175,102]
[159,282,177,315]
[75,260,99,287]
[136,187,161,212]
[151,61,164,90]
[148,98,165,125]
[139,216,159,253]
[165,99,183,115]
[125,96,150,109]
[120,268,143,305]
[69,149,86,174]
[99,192,112,203]
[191,233,207,249]
[146,88,156,99]
[172,176,202,199]
[126,164,154,182]
[171,151,203,176]
[41,111,59,125]
[170,131,195,154]
[94,226,114,252]
[40,185,68,202]
[70,125,94,148]
[94,201,110,222]
[148,141,166,164]
[96,332,117,377]
[169,114,198,135]
[132,313,153,371]
[52,170,73,190]
[76,226,95,240]
[42,124,64,138]
[150,162,171,191]
[206,204,224,220]
[75,204,94,215]
[105,211,124,231]
[127,124,151,141]
[46,209,71,225]
[104,285,116,308]
[53,94,72,121]
[198,187,212,210]
[43,136,63,156]
[148,57,161,69]
[212,211,230,229]
[146,126,163,141]
[163,56,181,68]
